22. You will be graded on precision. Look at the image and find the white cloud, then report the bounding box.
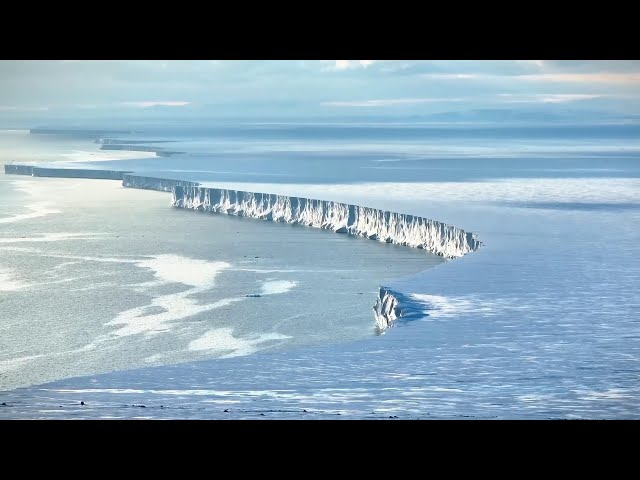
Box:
[420,70,640,86]
[0,105,49,112]
[515,72,640,85]
[498,93,640,103]
[515,60,547,68]
[498,93,605,103]
[380,62,415,73]
[329,60,377,71]
[119,101,191,108]
[538,94,602,103]
[421,73,479,80]
[321,97,465,107]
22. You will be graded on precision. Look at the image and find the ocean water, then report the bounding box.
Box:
[1,123,639,419]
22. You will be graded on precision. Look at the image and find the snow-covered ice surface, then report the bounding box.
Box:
[1,124,640,419]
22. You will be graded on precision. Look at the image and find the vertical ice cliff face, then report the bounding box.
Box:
[372,287,432,334]
[122,175,200,192]
[373,287,402,333]
[172,186,481,259]
[3,164,127,179]
[4,165,34,176]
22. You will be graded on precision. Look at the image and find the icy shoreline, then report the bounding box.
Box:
[3,163,480,331]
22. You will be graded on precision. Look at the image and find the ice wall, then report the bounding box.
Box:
[31,167,128,180]
[172,186,481,259]
[4,164,34,176]
[373,287,402,333]
[372,287,429,333]
[3,164,128,179]
[122,174,200,192]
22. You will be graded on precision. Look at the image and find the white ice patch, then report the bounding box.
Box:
[0,267,30,291]
[58,149,157,163]
[239,268,352,273]
[576,389,634,401]
[52,261,81,269]
[134,254,231,288]
[0,232,103,243]
[409,294,514,319]
[0,354,44,373]
[1,252,229,286]
[0,246,40,253]
[409,294,479,318]
[9,180,43,196]
[105,295,244,338]
[260,280,297,295]
[188,327,291,358]
[49,388,147,394]
[144,354,163,363]
[0,202,60,224]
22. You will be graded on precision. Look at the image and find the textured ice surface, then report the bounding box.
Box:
[1,125,639,419]
[0,267,31,291]
[3,175,638,419]
[188,328,292,358]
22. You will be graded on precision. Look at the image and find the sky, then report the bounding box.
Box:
[1,60,639,120]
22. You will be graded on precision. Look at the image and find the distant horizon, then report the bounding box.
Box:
[1,60,639,125]
[3,108,640,131]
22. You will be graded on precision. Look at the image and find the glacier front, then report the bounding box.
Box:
[171,185,481,260]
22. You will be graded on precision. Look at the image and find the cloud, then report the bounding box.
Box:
[515,73,640,85]
[329,60,377,71]
[498,93,605,103]
[322,98,465,107]
[515,60,547,68]
[421,73,479,80]
[420,70,640,86]
[119,101,191,108]
[0,105,49,111]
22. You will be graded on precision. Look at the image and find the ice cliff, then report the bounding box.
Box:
[171,186,481,259]
[3,164,128,179]
[122,174,200,192]
[373,287,402,333]
[372,287,430,333]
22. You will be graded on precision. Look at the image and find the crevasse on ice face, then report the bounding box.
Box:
[171,186,481,259]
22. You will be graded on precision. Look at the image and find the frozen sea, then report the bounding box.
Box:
[1,122,639,419]
[0,131,443,391]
